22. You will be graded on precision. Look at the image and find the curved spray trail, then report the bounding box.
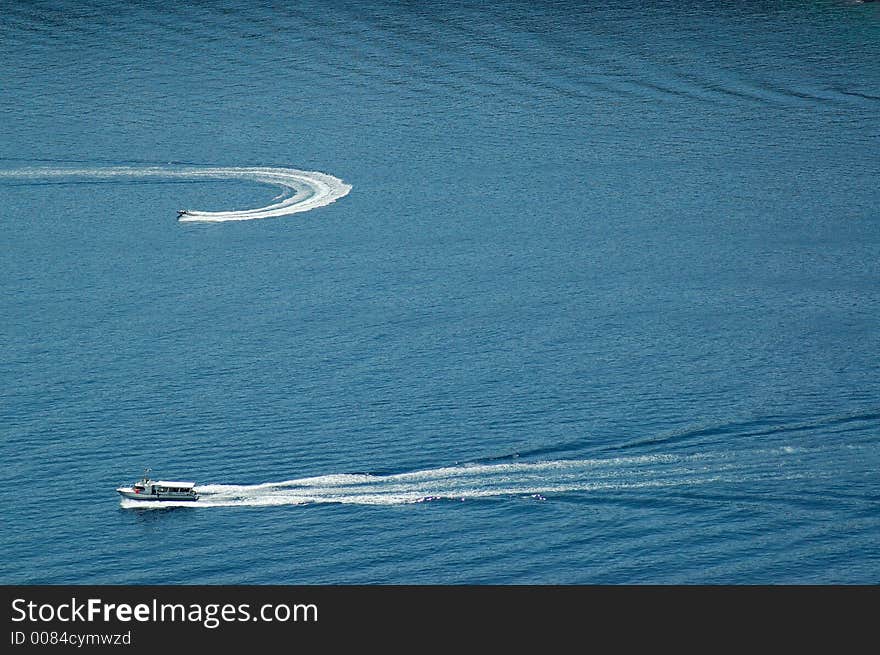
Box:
[0,166,352,222]
[119,447,809,509]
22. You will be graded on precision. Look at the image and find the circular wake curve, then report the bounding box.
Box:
[0,165,352,222]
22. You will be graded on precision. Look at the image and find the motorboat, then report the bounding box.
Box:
[177,209,190,218]
[117,468,199,502]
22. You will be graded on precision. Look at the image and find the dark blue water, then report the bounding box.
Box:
[1,0,878,584]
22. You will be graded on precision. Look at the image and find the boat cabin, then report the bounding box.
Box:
[133,480,196,495]
[118,468,199,501]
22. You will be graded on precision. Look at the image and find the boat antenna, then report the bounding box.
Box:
[143,467,152,480]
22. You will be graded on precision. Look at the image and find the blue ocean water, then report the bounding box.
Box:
[1,0,878,584]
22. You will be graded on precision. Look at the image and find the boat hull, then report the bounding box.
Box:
[117,487,199,502]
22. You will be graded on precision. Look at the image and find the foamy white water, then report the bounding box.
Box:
[119,448,806,509]
[0,166,352,221]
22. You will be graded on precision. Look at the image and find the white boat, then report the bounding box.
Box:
[117,468,199,502]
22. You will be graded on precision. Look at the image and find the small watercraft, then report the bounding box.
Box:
[177,209,190,218]
[116,468,199,502]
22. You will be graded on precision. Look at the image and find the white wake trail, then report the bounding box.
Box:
[0,165,352,222]
[118,448,806,509]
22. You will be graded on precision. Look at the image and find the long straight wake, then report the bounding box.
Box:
[0,165,352,222]
[119,447,808,509]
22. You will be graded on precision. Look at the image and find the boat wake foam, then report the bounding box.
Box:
[0,165,352,222]
[118,448,806,509]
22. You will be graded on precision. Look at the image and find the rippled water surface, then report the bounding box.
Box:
[1,0,878,584]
